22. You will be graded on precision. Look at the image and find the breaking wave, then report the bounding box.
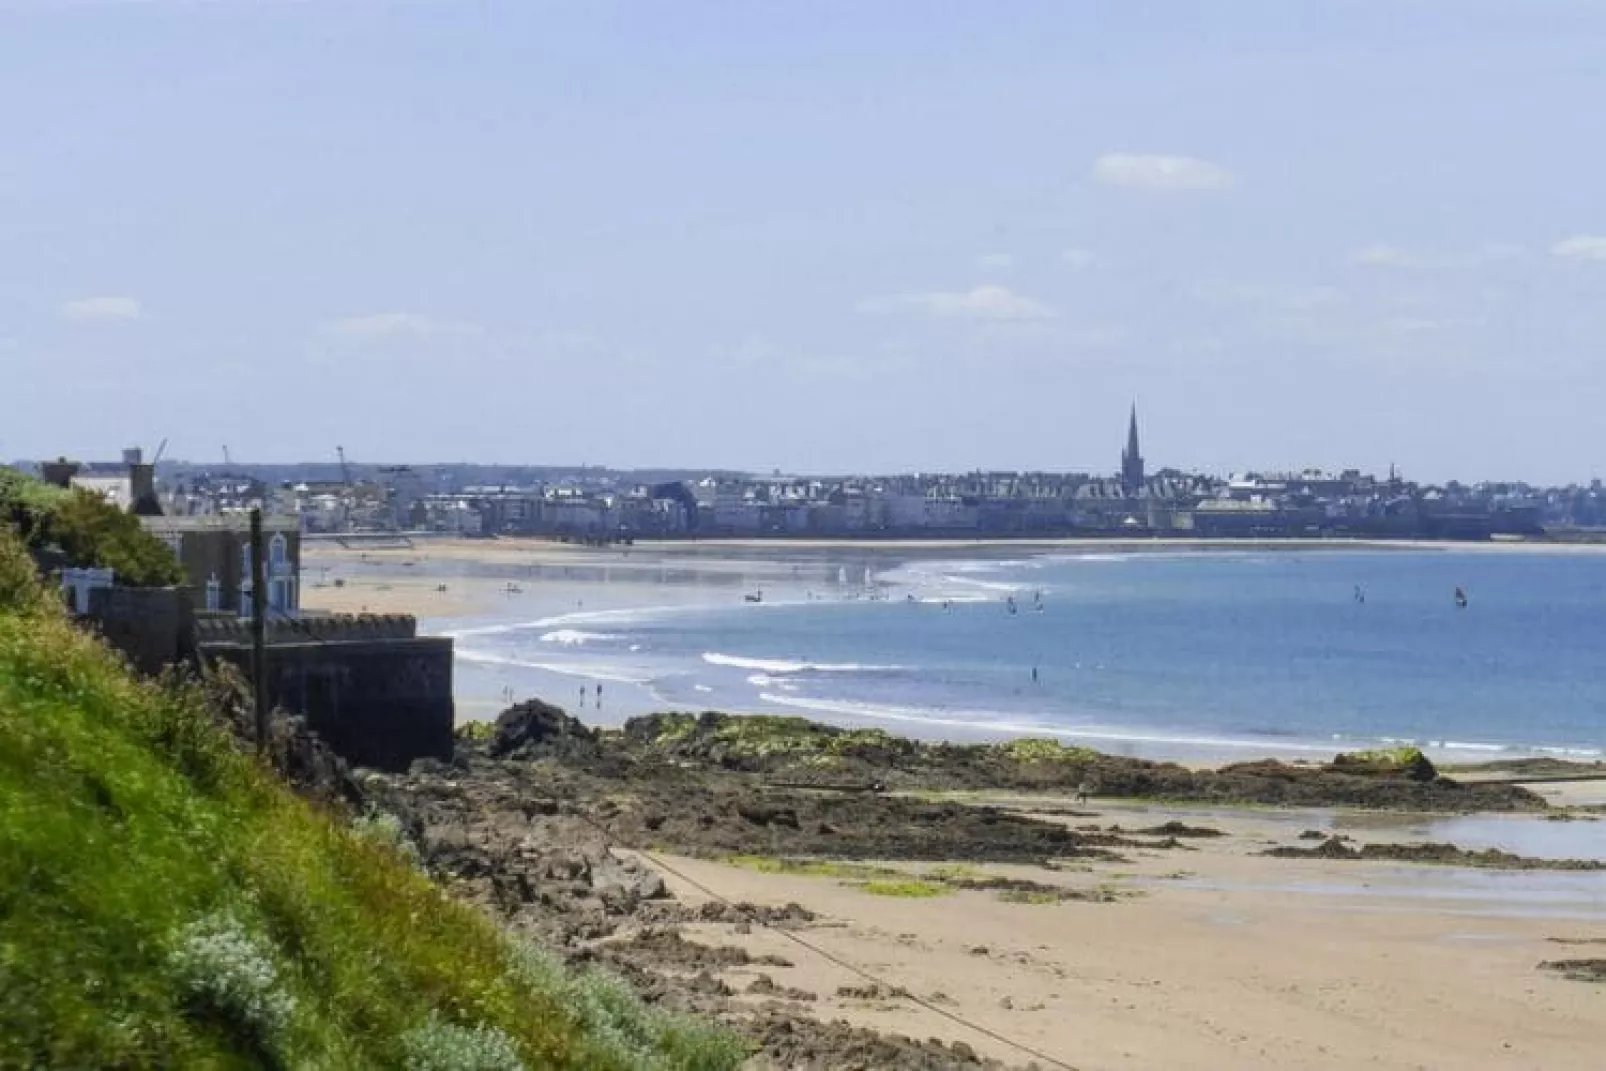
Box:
[539,629,622,646]
[702,652,901,674]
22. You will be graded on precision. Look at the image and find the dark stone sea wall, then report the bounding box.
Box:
[205,637,454,772]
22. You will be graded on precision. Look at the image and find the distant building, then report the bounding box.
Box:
[1120,404,1145,497]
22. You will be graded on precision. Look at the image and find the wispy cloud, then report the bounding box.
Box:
[861,284,1056,322]
[977,252,1014,271]
[1552,235,1606,261]
[1189,281,1347,313]
[1348,243,1525,270]
[325,312,481,341]
[1060,248,1096,269]
[1092,153,1234,192]
[59,295,142,321]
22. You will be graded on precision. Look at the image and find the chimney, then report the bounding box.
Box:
[127,447,163,517]
[41,456,81,488]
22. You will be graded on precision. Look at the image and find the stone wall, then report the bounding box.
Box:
[202,636,454,772]
[194,612,418,646]
[84,586,195,677]
[79,592,452,772]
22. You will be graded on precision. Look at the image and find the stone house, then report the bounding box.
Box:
[141,514,302,618]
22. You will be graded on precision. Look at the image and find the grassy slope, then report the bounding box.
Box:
[0,530,742,1069]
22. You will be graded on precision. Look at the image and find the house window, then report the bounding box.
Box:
[269,533,288,569]
[205,573,221,612]
[240,539,252,618]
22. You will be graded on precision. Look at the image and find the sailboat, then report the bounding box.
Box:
[1454,586,1469,609]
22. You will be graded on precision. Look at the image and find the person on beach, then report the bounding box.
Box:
[1075,780,1094,805]
[595,682,603,708]
[578,685,586,709]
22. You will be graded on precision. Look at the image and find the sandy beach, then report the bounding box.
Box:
[366,705,1606,1071]
[301,537,838,620]
[654,802,1605,1071]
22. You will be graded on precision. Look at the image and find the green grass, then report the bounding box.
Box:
[454,719,497,743]
[921,863,984,882]
[857,880,949,899]
[0,528,744,1070]
[1339,746,1428,767]
[994,889,1063,905]
[997,738,1100,764]
[632,712,906,762]
[722,855,899,881]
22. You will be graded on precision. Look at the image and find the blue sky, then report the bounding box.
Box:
[2,1,1604,482]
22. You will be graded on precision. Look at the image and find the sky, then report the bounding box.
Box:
[2,1,1604,483]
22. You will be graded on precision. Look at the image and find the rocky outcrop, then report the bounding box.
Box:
[1266,837,1606,870]
[613,712,1547,813]
[1329,748,1438,782]
[203,661,364,812]
[487,699,600,761]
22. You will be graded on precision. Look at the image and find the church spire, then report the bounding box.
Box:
[1121,403,1145,497]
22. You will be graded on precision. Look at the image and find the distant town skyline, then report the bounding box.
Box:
[4,2,1606,483]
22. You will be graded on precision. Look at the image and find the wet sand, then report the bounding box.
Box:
[649,804,1606,1071]
[302,540,833,724]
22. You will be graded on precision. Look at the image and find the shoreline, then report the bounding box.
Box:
[302,539,1606,768]
[323,532,1606,556]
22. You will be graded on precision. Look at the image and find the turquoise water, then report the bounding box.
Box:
[448,549,1606,762]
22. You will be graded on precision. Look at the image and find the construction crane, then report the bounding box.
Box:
[151,438,168,466]
[336,445,352,487]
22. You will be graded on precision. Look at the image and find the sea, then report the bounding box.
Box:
[443,548,1606,764]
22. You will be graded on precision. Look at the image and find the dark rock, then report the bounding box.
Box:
[487,699,598,760]
[1136,821,1226,838]
[1331,749,1438,782]
[837,983,909,1001]
[267,713,366,812]
[1539,958,1606,983]
[736,802,800,828]
[747,974,817,1001]
[1266,836,1359,859]
[1266,838,1606,870]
